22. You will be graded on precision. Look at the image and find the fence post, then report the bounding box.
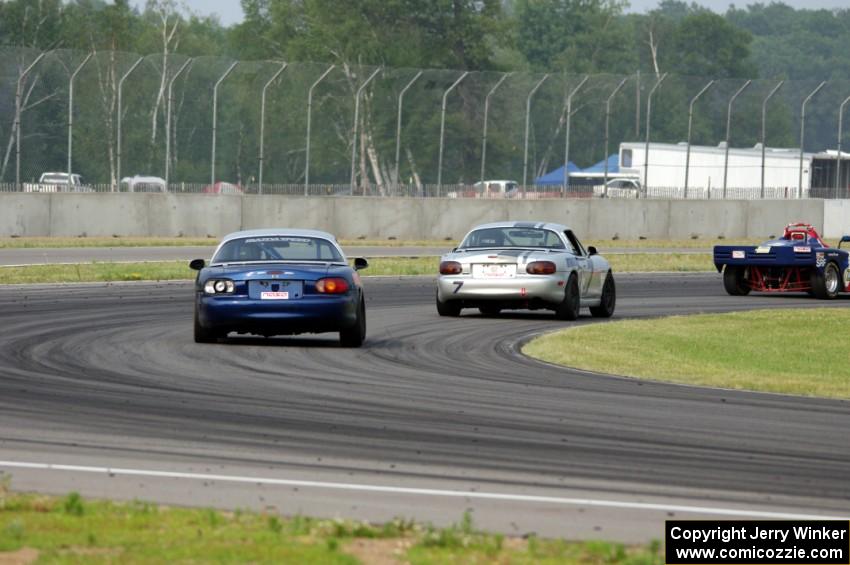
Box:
[15,51,47,191]
[522,74,549,197]
[304,65,335,196]
[258,62,287,195]
[642,73,667,196]
[437,71,469,196]
[722,80,751,199]
[563,75,589,197]
[684,80,714,199]
[116,56,144,192]
[604,76,629,196]
[480,72,511,186]
[836,94,850,198]
[211,61,239,188]
[165,58,193,188]
[395,71,423,195]
[798,81,826,198]
[635,70,641,138]
[761,81,784,198]
[67,52,94,191]
[349,67,382,195]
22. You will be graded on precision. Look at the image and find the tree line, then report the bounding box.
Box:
[1,0,847,190]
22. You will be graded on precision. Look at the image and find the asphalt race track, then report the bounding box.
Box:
[0,273,847,541]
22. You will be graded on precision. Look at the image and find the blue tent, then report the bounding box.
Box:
[579,154,619,175]
[533,162,581,185]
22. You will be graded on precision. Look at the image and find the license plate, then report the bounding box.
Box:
[473,263,516,278]
[732,250,745,259]
[250,280,303,299]
[261,291,289,300]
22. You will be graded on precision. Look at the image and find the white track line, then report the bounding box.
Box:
[0,460,845,520]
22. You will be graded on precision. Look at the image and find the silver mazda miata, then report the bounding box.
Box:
[436,221,615,319]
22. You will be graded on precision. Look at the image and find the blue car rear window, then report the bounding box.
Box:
[213,236,343,263]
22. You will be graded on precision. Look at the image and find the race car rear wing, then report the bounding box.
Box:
[713,245,820,272]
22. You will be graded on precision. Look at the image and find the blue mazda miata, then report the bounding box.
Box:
[189,229,368,346]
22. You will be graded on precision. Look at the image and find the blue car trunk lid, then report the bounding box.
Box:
[217,263,333,299]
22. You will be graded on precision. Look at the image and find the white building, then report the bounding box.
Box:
[617,141,813,197]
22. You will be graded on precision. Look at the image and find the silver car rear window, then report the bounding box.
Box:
[459,228,565,250]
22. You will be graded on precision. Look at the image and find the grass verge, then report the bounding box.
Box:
[0,262,194,285]
[0,489,663,564]
[0,255,713,285]
[607,253,711,272]
[0,236,768,250]
[523,309,850,399]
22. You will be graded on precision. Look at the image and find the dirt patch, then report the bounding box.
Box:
[0,548,39,565]
[345,538,414,565]
[58,547,123,558]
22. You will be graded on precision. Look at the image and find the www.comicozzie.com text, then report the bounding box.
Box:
[669,525,848,544]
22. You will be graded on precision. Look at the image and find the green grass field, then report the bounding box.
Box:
[524,309,850,399]
[0,489,662,564]
[0,254,714,285]
[0,236,765,250]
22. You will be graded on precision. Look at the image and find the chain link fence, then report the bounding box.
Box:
[2,47,850,199]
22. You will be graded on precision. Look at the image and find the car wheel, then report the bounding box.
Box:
[340,296,367,347]
[811,262,840,300]
[193,308,219,343]
[589,270,616,318]
[478,305,501,316]
[436,294,461,317]
[722,266,750,296]
[554,272,580,321]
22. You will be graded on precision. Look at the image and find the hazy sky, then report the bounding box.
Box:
[626,0,850,11]
[129,0,245,25]
[129,0,849,26]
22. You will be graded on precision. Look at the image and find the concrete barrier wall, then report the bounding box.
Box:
[1,193,847,240]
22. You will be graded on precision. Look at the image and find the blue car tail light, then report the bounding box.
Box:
[316,277,349,294]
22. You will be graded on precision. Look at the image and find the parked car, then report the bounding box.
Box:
[436,221,615,319]
[203,182,243,195]
[593,178,642,197]
[714,222,850,299]
[190,229,369,346]
[23,172,92,193]
[121,175,167,193]
[448,180,519,199]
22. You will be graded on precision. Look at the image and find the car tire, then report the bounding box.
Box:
[589,270,616,318]
[811,262,840,300]
[478,305,501,316]
[554,272,580,321]
[722,266,750,296]
[436,294,462,317]
[193,308,219,343]
[340,296,367,347]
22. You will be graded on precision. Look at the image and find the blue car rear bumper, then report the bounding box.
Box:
[197,293,358,335]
